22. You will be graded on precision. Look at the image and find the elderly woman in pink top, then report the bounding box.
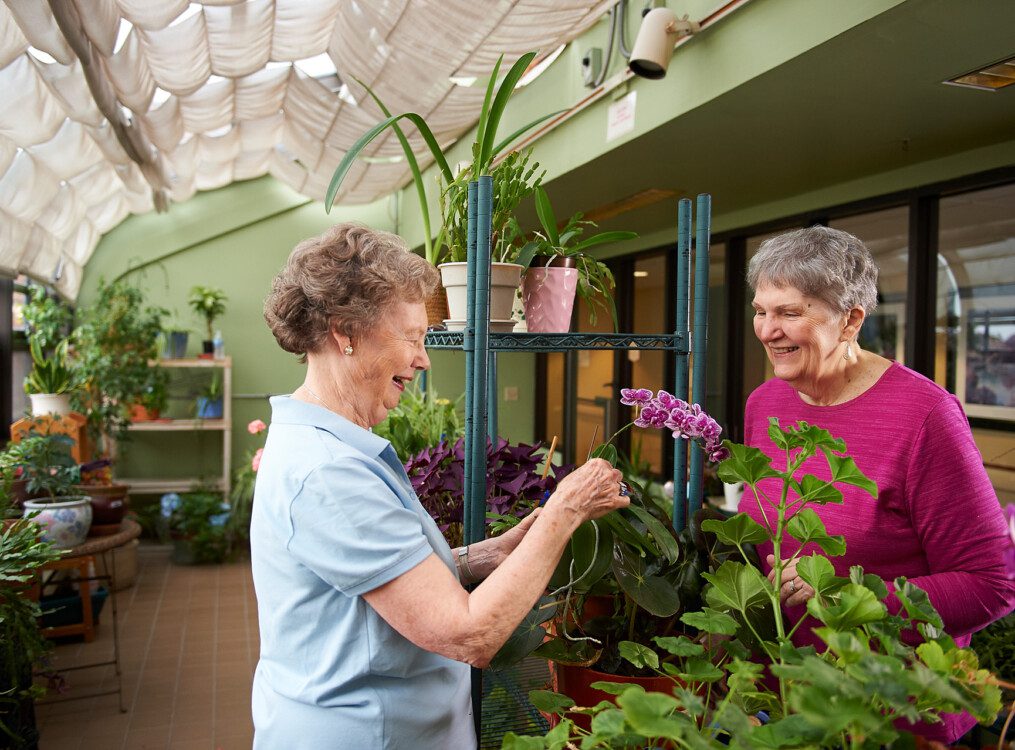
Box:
[739,226,1015,744]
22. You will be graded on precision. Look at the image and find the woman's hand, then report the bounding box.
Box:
[490,509,540,564]
[767,554,815,607]
[547,458,628,522]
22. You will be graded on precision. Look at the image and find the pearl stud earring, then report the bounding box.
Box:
[344,345,354,356]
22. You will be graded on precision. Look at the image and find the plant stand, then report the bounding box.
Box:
[424,176,713,745]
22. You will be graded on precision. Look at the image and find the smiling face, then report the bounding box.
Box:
[751,282,852,393]
[347,300,430,427]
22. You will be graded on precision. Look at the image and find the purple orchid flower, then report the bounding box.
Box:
[620,388,653,406]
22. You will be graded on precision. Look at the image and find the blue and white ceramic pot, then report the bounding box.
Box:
[22,496,93,548]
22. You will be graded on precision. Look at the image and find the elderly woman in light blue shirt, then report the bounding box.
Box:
[252,223,627,749]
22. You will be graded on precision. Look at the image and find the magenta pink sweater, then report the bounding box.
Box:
[739,362,1015,743]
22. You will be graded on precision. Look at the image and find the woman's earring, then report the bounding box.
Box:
[843,341,852,360]
[344,345,354,356]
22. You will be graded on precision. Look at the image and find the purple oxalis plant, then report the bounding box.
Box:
[405,437,573,547]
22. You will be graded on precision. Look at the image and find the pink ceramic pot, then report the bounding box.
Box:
[522,258,579,333]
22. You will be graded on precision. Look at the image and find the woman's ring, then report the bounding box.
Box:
[789,578,796,594]
[619,481,630,497]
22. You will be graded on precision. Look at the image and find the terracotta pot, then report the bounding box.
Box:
[522,260,579,333]
[129,404,160,421]
[76,483,129,526]
[549,662,676,731]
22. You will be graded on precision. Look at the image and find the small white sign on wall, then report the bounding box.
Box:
[606,90,637,142]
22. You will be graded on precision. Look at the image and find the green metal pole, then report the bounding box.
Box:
[673,198,692,531]
[467,176,492,548]
[688,194,712,520]
[463,182,478,543]
[487,352,498,444]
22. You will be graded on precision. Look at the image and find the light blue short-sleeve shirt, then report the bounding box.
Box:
[250,396,474,749]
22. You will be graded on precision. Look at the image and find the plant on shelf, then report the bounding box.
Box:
[515,186,637,331]
[187,285,227,354]
[70,279,169,456]
[373,382,464,462]
[404,436,572,549]
[24,338,76,397]
[160,309,191,359]
[326,52,556,268]
[195,371,224,419]
[505,417,1006,749]
[159,491,233,564]
[0,488,61,747]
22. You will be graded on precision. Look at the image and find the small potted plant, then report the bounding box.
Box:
[515,187,637,333]
[195,371,224,419]
[13,434,91,548]
[187,285,227,356]
[159,491,233,564]
[23,338,78,417]
[160,310,191,359]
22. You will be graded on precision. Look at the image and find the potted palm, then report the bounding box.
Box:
[325,52,559,327]
[187,286,227,356]
[516,187,637,332]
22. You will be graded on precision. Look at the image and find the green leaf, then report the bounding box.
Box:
[623,503,681,564]
[589,442,618,465]
[795,554,843,597]
[796,474,844,506]
[716,442,782,486]
[807,582,885,630]
[529,690,575,715]
[612,543,681,617]
[534,186,559,246]
[702,560,770,616]
[849,565,888,602]
[589,681,645,696]
[893,577,944,629]
[569,520,613,592]
[701,513,770,547]
[600,511,659,556]
[675,658,723,684]
[652,635,705,658]
[619,641,659,670]
[490,597,558,670]
[785,508,846,556]
[680,607,740,636]
[749,714,826,749]
[533,637,602,667]
[589,708,627,737]
[818,446,878,499]
[615,690,685,739]
[478,52,537,168]
[325,112,453,212]
[571,231,639,253]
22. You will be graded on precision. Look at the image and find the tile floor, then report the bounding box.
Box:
[35,543,258,750]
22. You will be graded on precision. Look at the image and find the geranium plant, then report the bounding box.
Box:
[506,418,1006,749]
[228,418,267,552]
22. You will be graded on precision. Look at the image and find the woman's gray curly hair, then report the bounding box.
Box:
[747,226,879,315]
[264,223,439,360]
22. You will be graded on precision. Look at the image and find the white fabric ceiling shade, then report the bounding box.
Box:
[0,0,615,298]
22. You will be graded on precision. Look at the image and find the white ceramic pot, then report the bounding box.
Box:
[29,393,72,417]
[439,262,522,322]
[722,481,745,512]
[23,495,92,548]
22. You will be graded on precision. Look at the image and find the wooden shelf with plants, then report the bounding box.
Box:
[118,357,232,496]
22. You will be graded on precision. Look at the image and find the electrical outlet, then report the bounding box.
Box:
[503,386,519,402]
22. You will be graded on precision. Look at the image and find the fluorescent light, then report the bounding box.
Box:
[945,55,1015,91]
[633,270,649,278]
[337,83,357,106]
[449,76,477,87]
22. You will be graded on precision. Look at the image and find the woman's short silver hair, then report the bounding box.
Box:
[746,226,879,315]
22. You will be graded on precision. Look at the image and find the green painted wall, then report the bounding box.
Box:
[80,176,539,490]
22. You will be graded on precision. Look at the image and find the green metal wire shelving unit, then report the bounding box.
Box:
[424,176,713,746]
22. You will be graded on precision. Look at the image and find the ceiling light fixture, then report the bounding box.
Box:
[945,55,1015,91]
[633,270,649,277]
[629,7,700,79]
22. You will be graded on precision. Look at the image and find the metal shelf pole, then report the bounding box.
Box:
[463,182,478,545]
[688,194,712,519]
[673,198,692,530]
